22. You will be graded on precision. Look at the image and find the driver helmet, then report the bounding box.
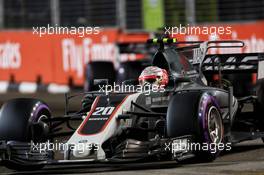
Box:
[138,66,169,87]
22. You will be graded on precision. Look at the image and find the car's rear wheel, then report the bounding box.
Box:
[207,106,223,143]
[0,98,51,171]
[166,92,224,162]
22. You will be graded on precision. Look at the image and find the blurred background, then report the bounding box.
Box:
[0,0,263,94]
[1,0,264,30]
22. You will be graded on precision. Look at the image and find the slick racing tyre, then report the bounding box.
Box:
[0,98,51,171]
[167,91,224,162]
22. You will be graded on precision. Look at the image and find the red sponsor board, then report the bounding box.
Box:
[0,29,120,85]
[0,21,263,86]
[0,31,54,83]
[52,29,119,85]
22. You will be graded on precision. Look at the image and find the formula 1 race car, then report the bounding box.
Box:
[0,38,264,171]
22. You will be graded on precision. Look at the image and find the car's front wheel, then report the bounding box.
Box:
[0,98,52,171]
[166,91,224,162]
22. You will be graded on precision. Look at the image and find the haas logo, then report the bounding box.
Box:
[0,42,21,69]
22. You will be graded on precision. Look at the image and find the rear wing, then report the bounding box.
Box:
[185,40,244,64]
[202,53,264,77]
[179,41,264,81]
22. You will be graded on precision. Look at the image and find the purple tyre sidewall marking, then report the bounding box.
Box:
[30,102,51,123]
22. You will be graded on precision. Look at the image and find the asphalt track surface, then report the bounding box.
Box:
[0,92,264,175]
